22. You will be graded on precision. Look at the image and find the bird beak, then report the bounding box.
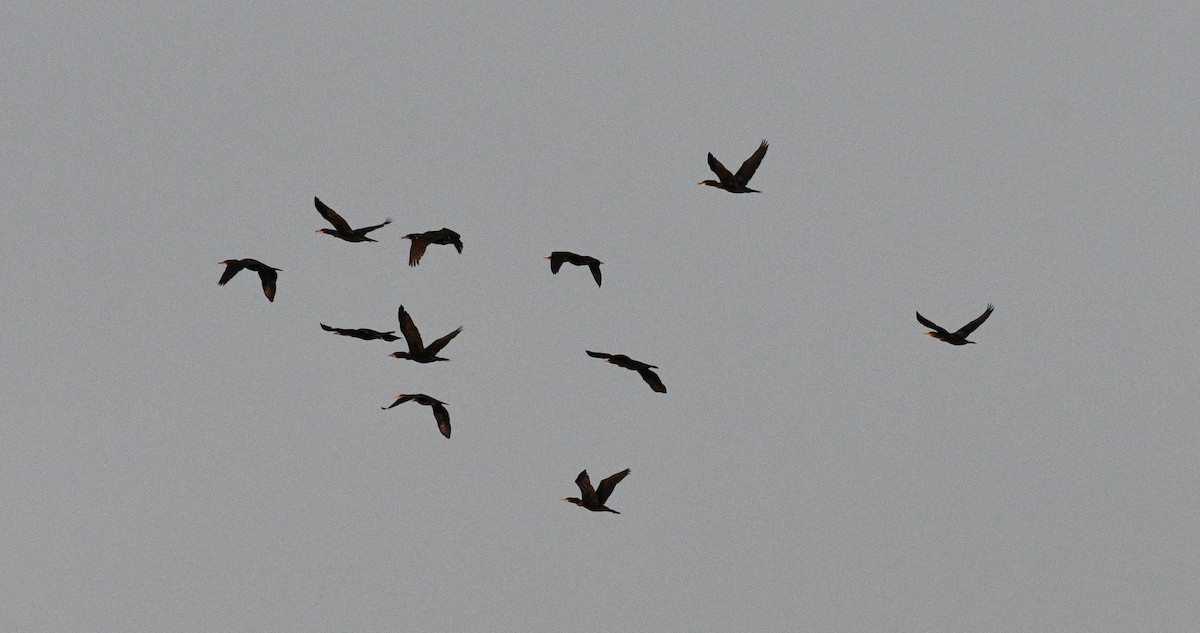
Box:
[561,498,570,502]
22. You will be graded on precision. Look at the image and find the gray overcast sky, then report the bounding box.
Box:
[3,2,1199,631]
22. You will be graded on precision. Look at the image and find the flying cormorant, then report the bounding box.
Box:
[388,305,463,363]
[381,393,451,438]
[562,469,630,514]
[698,140,769,193]
[546,251,603,287]
[314,197,391,242]
[217,259,280,302]
[916,304,994,345]
[403,228,463,266]
[586,351,667,393]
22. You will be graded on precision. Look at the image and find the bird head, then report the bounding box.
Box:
[698,179,719,187]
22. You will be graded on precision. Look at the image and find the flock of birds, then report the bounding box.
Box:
[217,141,994,514]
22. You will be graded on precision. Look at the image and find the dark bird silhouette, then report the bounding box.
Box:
[562,469,630,514]
[314,197,391,242]
[546,251,602,287]
[403,228,462,266]
[698,140,769,193]
[916,304,994,345]
[388,305,463,363]
[217,259,280,302]
[319,323,400,342]
[586,351,667,393]
[381,393,451,438]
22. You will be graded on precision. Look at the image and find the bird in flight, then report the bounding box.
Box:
[314,197,391,242]
[381,393,451,438]
[546,251,603,287]
[916,304,994,345]
[562,469,630,514]
[217,259,280,302]
[319,323,400,342]
[586,351,667,393]
[388,305,463,363]
[403,228,463,266]
[698,140,769,193]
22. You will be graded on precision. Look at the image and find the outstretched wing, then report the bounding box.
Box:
[407,236,429,266]
[381,394,416,410]
[734,140,769,185]
[424,326,463,356]
[257,268,278,302]
[431,402,451,439]
[357,218,392,235]
[588,262,602,287]
[217,260,244,285]
[595,469,630,504]
[314,197,353,233]
[707,152,735,184]
[915,311,948,335]
[955,303,994,337]
[636,367,667,393]
[574,470,597,503]
[397,305,425,353]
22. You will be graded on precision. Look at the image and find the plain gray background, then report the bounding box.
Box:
[4,2,1198,631]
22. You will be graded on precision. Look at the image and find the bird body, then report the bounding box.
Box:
[217,259,280,302]
[403,228,463,266]
[546,251,602,287]
[314,197,391,242]
[586,350,667,393]
[916,304,994,345]
[319,323,400,342]
[389,305,463,363]
[562,469,630,513]
[382,393,451,438]
[699,140,769,193]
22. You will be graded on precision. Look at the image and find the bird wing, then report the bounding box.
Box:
[636,367,667,393]
[954,303,994,337]
[734,140,769,185]
[450,236,463,254]
[314,197,353,233]
[604,354,647,371]
[915,311,948,335]
[548,252,565,274]
[397,305,425,353]
[574,470,597,504]
[706,152,735,183]
[431,402,451,439]
[595,468,630,504]
[424,326,463,356]
[588,262,602,287]
[382,394,415,410]
[257,268,278,302]
[356,218,392,235]
[217,260,244,285]
[407,236,429,266]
